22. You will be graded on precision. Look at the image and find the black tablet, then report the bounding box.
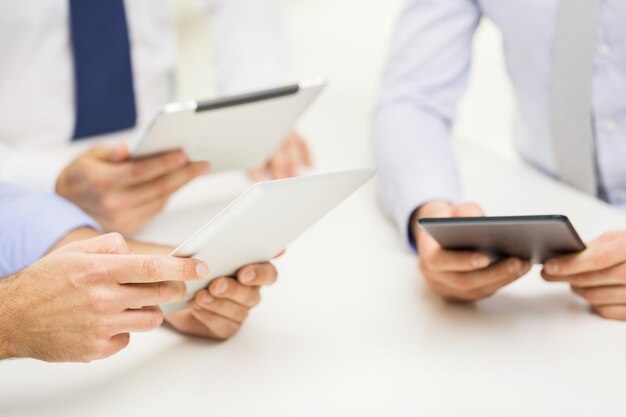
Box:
[417,215,586,264]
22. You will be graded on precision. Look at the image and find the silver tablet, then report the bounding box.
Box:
[161,168,375,313]
[132,78,326,172]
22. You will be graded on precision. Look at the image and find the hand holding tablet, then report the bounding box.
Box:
[161,168,375,313]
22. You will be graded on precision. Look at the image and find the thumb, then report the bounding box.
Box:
[453,202,485,218]
[88,143,129,162]
[57,233,131,255]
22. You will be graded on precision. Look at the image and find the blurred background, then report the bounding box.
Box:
[173,0,518,166]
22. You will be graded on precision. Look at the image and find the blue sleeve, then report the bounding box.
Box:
[0,183,100,276]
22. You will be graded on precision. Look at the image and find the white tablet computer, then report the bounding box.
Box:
[161,168,375,313]
[132,78,326,172]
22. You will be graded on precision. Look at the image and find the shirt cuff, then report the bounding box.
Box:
[0,188,100,276]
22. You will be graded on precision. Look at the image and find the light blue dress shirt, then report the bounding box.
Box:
[0,183,99,276]
[373,0,626,247]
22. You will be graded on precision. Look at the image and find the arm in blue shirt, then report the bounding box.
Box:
[0,182,99,276]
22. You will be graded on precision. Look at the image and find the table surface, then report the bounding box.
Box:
[4,1,626,415]
[3,140,626,417]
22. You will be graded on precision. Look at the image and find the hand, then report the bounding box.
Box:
[542,231,626,320]
[165,263,278,340]
[56,144,210,234]
[250,131,313,180]
[0,233,210,362]
[415,200,531,302]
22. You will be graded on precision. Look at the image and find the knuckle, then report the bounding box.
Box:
[592,248,609,269]
[87,289,114,313]
[107,232,127,250]
[130,162,146,180]
[141,258,160,280]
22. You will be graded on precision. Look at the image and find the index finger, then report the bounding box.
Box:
[98,255,211,284]
[116,150,191,186]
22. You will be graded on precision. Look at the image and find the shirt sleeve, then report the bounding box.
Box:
[201,0,287,95]
[372,0,481,250]
[0,183,100,276]
[0,141,91,193]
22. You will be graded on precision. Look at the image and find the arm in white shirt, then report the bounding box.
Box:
[372,0,482,248]
[204,0,287,95]
[0,142,89,193]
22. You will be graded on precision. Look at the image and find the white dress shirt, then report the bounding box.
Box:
[373,0,626,246]
[0,0,285,192]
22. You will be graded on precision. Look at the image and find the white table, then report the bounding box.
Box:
[3,140,626,417]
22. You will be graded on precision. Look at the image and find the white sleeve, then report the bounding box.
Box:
[372,0,481,249]
[0,142,90,193]
[199,0,287,95]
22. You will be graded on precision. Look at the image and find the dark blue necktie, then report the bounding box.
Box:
[69,0,137,140]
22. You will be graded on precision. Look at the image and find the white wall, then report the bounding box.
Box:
[173,0,519,164]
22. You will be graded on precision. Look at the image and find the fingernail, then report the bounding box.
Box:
[202,292,214,305]
[508,259,522,274]
[216,279,229,295]
[199,161,210,174]
[472,255,490,268]
[191,302,203,312]
[545,261,558,274]
[240,269,256,283]
[196,263,210,279]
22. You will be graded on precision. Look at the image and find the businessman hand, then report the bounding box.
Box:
[250,131,313,180]
[166,263,278,340]
[56,144,210,235]
[415,200,531,302]
[0,233,209,362]
[542,231,626,320]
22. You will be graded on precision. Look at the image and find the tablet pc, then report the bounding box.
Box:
[418,215,586,264]
[161,168,375,313]
[132,78,326,172]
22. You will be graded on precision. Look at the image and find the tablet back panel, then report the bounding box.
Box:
[419,215,585,264]
[162,168,375,313]
[133,80,325,172]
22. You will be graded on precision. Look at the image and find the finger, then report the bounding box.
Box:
[542,262,626,287]
[452,202,484,218]
[594,305,626,321]
[208,277,261,308]
[249,166,267,182]
[88,143,129,162]
[109,306,165,333]
[117,150,190,186]
[194,290,249,323]
[120,281,186,308]
[270,150,288,179]
[296,135,313,167]
[430,258,530,296]
[544,233,626,276]
[95,333,131,360]
[57,232,131,255]
[237,263,278,286]
[571,285,626,307]
[102,255,211,284]
[421,247,492,273]
[123,162,209,208]
[189,302,242,340]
